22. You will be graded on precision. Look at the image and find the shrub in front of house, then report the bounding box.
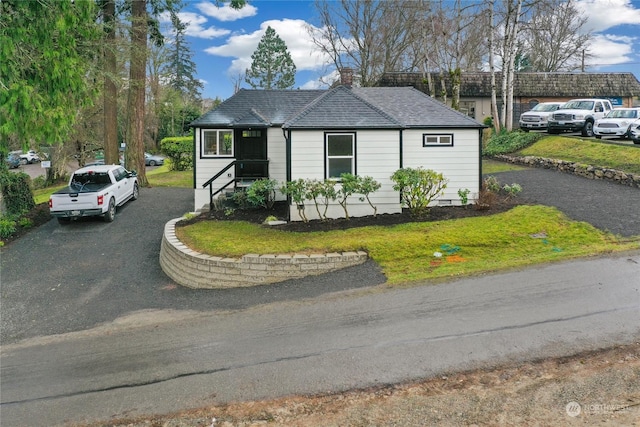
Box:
[391,167,448,217]
[281,179,308,222]
[246,178,278,209]
[279,175,381,221]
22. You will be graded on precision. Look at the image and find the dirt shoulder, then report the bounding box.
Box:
[87,343,640,427]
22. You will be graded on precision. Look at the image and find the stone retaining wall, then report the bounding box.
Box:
[493,155,640,189]
[160,217,369,289]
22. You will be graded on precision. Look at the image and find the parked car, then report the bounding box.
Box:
[519,102,564,132]
[49,164,138,223]
[19,150,41,165]
[629,119,640,144]
[144,152,165,166]
[547,99,614,137]
[593,108,640,139]
[5,151,21,169]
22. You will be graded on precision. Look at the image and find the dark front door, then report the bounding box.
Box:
[235,129,268,178]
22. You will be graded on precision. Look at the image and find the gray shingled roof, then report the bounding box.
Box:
[351,87,482,128]
[190,89,325,127]
[282,86,401,129]
[378,72,640,98]
[192,86,484,130]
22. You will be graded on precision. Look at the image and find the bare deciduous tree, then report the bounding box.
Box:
[521,0,592,71]
[309,0,419,87]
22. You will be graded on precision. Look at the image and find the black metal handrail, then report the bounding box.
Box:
[203,160,237,188]
[202,159,270,213]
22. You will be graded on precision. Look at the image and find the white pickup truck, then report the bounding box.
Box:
[49,164,139,224]
[547,98,613,137]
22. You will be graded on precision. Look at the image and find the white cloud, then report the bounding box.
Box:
[158,11,231,39]
[204,19,331,76]
[577,0,640,32]
[195,1,258,22]
[181,12,232,38]
[587,34,635,67]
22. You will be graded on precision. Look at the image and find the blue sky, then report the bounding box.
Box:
[162,0,640,101]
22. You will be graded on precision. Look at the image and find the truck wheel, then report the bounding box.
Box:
[104,198,116,222]
[581,121,594,137]
[131,183,139,200]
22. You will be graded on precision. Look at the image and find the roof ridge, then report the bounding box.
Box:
[284,86,402,128]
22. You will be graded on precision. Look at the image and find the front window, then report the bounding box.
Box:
[202,130,233,157]
[423,134,453,147]
[326,133,355,179]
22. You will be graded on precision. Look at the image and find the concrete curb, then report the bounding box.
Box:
[159,216,369,289]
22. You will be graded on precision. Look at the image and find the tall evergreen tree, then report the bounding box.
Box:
[0,0,100,144]
[166,13,203,100]
[245,26,296,89]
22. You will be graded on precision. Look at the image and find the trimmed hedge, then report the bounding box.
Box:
[160,136,193,171]
[483,131,543,156]
[0,170,35,216]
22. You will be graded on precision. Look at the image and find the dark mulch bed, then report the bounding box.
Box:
[185,194,527,233]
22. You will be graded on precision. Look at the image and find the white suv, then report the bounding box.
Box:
[19,150,41,165]
[519,102,564,132]
[547,99,613,137]
[594,108,640,139]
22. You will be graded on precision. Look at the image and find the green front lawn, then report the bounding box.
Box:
[516,137,640,175]
[177,205,638,285]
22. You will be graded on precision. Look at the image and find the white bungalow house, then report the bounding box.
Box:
[190,84,485,221]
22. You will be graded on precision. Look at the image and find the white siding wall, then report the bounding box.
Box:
[193,128,236,210]
[266,128,287,201]
[402,128,481,206]
[289,129,402,221]
[194,126,481,215]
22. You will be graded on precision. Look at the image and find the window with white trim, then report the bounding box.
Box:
[423,134,453,147]
[202,129,233,157]
[326,133,355,179]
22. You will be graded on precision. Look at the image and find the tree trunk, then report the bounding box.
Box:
[103,0,119,166]
[488,0,500,132]
[450,68,461,111]
[128,0,147,185]
[505,0,523,131]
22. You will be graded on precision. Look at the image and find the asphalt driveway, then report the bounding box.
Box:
[0,187,386,344]
[1,168,638,345]
[494,168,640,237]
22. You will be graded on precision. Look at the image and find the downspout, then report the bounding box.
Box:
[478,127,484,196]
[192,128,197,211]
[192,130,197,188]
[283,127,291,221]
[399,129,404,204]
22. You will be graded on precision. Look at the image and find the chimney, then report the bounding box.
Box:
[340,67,354,87]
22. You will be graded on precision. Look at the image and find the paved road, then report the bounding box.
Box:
[1,252,639,426]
